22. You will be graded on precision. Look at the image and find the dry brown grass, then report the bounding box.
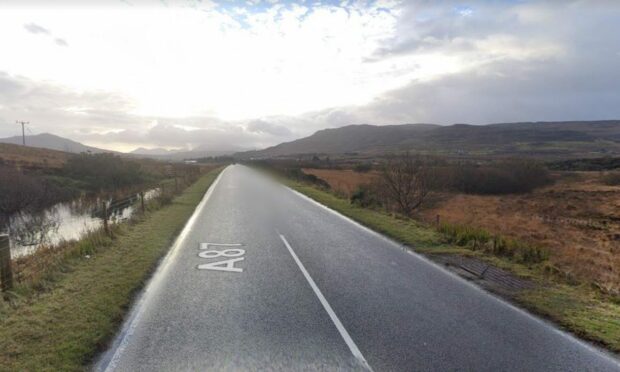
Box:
[0,143,70,169]
[420,173,620,294]
[302,168,378,196]
[304,167,620,294]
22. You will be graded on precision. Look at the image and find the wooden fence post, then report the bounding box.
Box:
[0,234,13,293]
[140,192,145,213]
[102,200,109,236]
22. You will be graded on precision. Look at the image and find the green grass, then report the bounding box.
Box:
[438,223,549,263]
[0,168,222,371]
[288,182,458,252]
[282,178,620,353]
[520,285,620,349]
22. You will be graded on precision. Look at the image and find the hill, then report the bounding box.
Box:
[0,133,109,154]
[0,133,238,162]
[0,143,72,169]
[130,147,175,156]
[129,148,237,161]
[239,121,620,159]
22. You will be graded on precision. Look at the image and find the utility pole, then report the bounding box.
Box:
[16,121,28,146]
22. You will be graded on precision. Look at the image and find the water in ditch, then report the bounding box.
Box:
[4,188,160,258]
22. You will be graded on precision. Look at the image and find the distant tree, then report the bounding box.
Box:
[603,171,620,186]
[379,152,430,216]
[353,163,372,173]
[450,160,552,195]
[62,153,149,192]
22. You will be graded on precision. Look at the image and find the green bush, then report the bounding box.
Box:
[350,184,382,208]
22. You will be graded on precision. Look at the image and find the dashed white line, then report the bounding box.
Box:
[278,233,373,371]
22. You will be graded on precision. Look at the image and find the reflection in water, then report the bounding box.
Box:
[6,188,160,258]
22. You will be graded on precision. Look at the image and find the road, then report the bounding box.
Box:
[96,165,620,371]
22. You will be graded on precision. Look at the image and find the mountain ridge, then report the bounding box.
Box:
[238,120,620,159]
[0,133,110,154]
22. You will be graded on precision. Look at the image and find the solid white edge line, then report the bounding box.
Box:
[96,166,229,372]
[278,233,373,372]
[278,181,620,367]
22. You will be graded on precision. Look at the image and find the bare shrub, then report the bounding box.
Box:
[62,153,152,192]
[0,166,44,229]
[157,192,174,206]
[284,168,331,189]
[379,153,430,216]
[442,160,552,195]
[602,172,620,186]
[350,182,383,208]
[353,163,372,173]
[10,213,59,247]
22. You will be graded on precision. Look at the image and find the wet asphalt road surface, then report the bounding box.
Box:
[96,165,620,372]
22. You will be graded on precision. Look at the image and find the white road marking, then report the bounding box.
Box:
[198,257,244,272]
[278,233,373,371]
[279,179,620,367]
[198,243,246,272]
[200,243,243,250]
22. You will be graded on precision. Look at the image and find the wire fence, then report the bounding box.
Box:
[0,170,205,293]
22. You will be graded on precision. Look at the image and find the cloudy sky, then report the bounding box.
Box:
[0,0,619,152]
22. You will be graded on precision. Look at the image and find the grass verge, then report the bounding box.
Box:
[0,168,223,371]
[282,178,620,354]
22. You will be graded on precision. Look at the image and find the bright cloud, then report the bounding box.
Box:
[0,1,405,120]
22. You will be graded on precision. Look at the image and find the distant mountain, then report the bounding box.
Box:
[0,133,109,154]
[241,124,439,157]
[129,148,238,161]
[130,147,181,156]
[239,121,620,159]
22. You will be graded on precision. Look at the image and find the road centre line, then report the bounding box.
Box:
[278,233,373,371]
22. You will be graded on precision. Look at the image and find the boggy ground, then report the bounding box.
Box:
[303,168,620,295]
[419,172,620,295]
[292,168,620,352]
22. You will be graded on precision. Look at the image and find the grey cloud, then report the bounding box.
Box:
[246,119,292,136]
[0,72,138,138]
[24,23,49,34]
[0,72,301,151]
[23,22,69,47]
[346,55,620,125]
[351,0,620,125]
[54,38,69,47]
[370,1,619,61]
[0,72,28,98]
[80,122,280,151]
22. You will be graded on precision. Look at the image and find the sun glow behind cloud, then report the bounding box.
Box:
[0,1,434,120]
[1,1,618,152]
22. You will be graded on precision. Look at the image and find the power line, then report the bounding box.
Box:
[15,121,29,146]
